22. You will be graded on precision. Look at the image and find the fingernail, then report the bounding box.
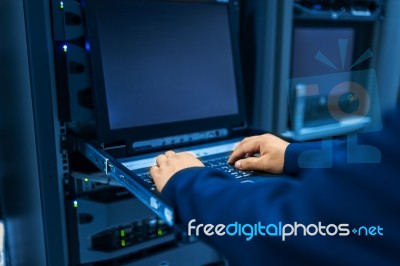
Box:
[235,161,242,169]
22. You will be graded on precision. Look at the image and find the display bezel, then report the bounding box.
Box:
[82,0,246,146]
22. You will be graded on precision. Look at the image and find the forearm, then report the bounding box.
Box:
[162,167,300,225]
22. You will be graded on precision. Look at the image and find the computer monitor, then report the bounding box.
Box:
[288,21,376,139]
[291,26,356,79]
[83,0,245,146]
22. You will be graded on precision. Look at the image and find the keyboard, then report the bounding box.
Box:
[202,154,253,179]
[134,153,254,191]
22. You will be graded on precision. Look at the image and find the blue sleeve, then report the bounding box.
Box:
[283,141,321,175]
[283,139,346,175]
[162,110,400,265]
[161,110,400,265]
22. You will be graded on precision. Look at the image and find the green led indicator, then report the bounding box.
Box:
[121,239,126,247]
[73,200,78,208]
[157,228,163,236]
[60,1,64,9]
[84,177,89,182]
[120,229,125,237]
[63,45,68,52]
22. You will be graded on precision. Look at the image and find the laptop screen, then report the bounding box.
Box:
[84,0,245,146]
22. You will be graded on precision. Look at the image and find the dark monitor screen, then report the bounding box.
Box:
[291,26,355,78]
[84,0,244,144]
[291,26,355,123]
[289,22,375,131]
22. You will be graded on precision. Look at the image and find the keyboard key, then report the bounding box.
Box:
[135,154,254,190]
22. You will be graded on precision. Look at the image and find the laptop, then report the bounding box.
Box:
[82,0,268,226]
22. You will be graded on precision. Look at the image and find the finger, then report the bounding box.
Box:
[228,139,261,164]
[149,165,159,179]
[155,154,167,166]
[234,157,264,171]
[165,150,176,157]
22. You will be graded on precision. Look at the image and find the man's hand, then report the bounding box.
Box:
[228,134,290,174]
[150,151,204,192]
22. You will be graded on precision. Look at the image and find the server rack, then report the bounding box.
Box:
[1,0,399,265]
[0,0,223,265]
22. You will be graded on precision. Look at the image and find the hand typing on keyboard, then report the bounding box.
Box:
[228,134,289,174]
[151,134,289,191]
[150,150,204,191]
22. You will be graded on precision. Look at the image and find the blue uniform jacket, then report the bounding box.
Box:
[162,110,400,265]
